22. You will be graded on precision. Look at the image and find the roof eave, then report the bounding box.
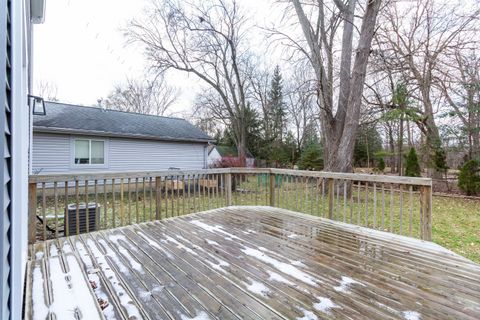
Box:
[33,126,214,144]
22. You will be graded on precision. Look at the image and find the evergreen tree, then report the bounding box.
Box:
[298,140,323,171]
[268,65,285,143]
[377,158,386,172]
[405,148,421,177]
[353,124,383,167]
[458,159,480,196]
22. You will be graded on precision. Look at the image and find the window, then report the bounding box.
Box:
[74,139,105,165]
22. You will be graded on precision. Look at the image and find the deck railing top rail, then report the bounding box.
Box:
[29,167,432,186]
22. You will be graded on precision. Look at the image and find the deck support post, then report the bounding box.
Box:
[269,172,275,207]
[28,182,37,244]
[327,178,334,219]
[226,173,232,206]
[420,184,432,241]
[155,177,161,220]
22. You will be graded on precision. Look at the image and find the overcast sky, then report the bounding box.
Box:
[33,0,280,116]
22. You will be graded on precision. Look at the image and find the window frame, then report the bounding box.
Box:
[70,136,108,168]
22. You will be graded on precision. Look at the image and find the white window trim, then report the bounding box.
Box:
[70,136,109,168]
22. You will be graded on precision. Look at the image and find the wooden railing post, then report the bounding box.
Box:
[155,176,161,220]
[28,182,37,244]
[226,173,232,206]
[327,178,334,219]
[420,184,432,241]
[269,172,275,207]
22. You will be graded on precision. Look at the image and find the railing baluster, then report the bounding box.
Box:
[149,177,153,220]
[128,178,132,224]
[65,181,69,237]
[135,178,139,223]
[54,181,58,239]
[389,184,394,233]
[409,185,413,237]
[399,184,404,235]
[120,178,124,227]
[85,180,89,233]
[112,178,116,228]
[357,182,361,225]
[103,179,107,229]
[343,180,347,222]
[381,183,385,230]
[75,180,80,235]
[94,180,98,230]
[365,182,369,227]
[142,177,146,222]
[42,182,46,240]
[373,182,377,228]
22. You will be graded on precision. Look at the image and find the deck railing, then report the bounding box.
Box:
[28,168,432,243]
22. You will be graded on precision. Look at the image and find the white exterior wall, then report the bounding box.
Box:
[207,148,222,167]
[32,132,208,174]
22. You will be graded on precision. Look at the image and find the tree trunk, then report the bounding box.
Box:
[397,113,404,175]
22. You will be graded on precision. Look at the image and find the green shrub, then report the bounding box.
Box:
[377,158,386,172]
[405,148,421,177]
[298,142,323,171]
[458,159,480,196]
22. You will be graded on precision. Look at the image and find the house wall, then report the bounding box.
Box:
[2,0,31,318]
[32,132,208,174]
[207,148,222,167]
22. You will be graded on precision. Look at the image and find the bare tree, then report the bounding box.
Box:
[285,0,382,172]
[377,0,479,176]
[104,76,178,116]
[438,49,480,160]
[127,0,251,162]
[35,80,58,101]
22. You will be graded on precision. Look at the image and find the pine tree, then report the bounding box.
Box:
[404,148,421,177]
[268,65,285,142]
[458,159,480,196]
[377,158,386,172]
[298,141,323,171]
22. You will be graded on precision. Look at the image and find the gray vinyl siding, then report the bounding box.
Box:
[33,132,207,174]
[1,0,11,317]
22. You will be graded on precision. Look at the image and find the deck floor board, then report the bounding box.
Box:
[26,206,480,320]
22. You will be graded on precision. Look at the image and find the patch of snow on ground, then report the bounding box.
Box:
[97,239,128,274]
[333,276,365,293]
[180,310,211,320]
[205,239,219,246]
[205,258,230,273]
[164,235,198,255]
[137,231,174,259]
[267,271,295,286]
[35,251,44,260]
[87,238,142,319]
[314,297,341,314]
[139,285,164,302]
[242,246,318,286]
[288,234,299,239]
[403,311,421,320]
[190,220,241,240]
[246,278,270,297]
[296,308,318,320]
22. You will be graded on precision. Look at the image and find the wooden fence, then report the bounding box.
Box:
[29,168,432,243]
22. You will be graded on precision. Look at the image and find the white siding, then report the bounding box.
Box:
[33,132,208,174]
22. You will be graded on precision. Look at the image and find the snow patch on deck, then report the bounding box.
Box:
[107,236,144,273]
[246,278,270,297]
[314,296,341,314]
[87,238,142,319]
[190,220,241,240]
[205,239,219,246]
[32,248,103,320]
[267,271,295,286]
[403,311,421,320]
[180,310,211,320]
[137,231,174,259]
[162,235,198,255]
[296,308,318,320]
[242,246,318,286]
[333,276,365,293]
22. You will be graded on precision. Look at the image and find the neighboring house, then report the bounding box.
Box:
[32,102,213,174]
[1,0,42,318]
[208,145,255,167]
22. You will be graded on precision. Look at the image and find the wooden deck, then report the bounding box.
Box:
[25,206,480,320]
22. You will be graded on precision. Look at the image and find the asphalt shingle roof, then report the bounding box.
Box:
[33,102,213,143]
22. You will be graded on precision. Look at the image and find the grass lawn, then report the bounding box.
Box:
[431,196,480,263]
